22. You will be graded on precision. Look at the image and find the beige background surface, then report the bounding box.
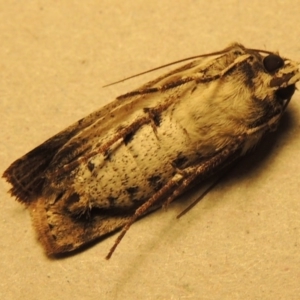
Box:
[1,1,300,299]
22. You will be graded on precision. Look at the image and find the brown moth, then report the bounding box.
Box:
[3,43,300,259]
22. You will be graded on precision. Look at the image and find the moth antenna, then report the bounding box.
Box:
[103,47,274,88]
[103,47,241,87]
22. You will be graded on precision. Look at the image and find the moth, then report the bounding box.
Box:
[3,43,300,259]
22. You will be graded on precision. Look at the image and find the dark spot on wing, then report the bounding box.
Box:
[55,191,64,202]
[172,154,188,168]
[126,186,139,196]
[152,113,161,127]
[191,86,197,94]
[107,196,117,206]
[123,131,135,145]
[65,192,80,206]
[87,161,95,172]
[104,149,112,161]
[144,107,162,127]
[147,174,163,191]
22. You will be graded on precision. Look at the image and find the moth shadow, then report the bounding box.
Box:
[49,230,122,260]
[49,209,165,260]
[225,108,296,181]
[172,108,297,212]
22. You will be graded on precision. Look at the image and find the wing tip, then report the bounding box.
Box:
[2,166,38,204]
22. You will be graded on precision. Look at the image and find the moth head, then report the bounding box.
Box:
[214,44,300,131]
[262,53,300,103]
[206,44,299,107]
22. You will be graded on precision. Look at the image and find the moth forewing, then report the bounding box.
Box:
[3,43,299,258]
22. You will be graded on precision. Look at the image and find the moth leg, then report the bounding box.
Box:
[106,173,184,259]
[176,167,233,219]
[164,140,244,208]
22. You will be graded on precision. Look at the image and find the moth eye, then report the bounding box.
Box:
[276,84,295,100]
[263,54,284,73]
